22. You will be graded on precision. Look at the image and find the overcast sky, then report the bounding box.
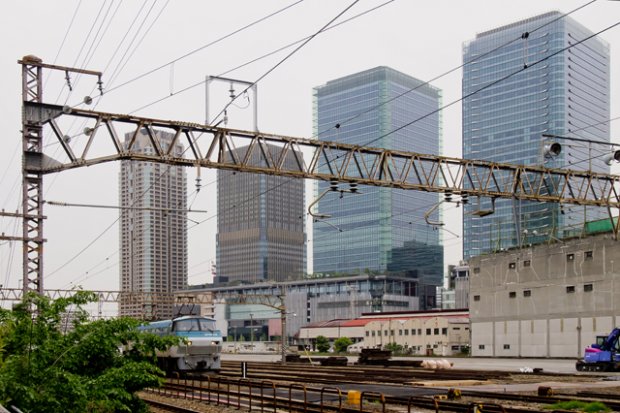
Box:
[1,1,618,311]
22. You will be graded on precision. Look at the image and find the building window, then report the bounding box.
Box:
[566,285,575,294]
[523,260,531,267]
[372,331,375,337]
[473,295,481,302]
[398,329,403,336]
[404,329,409,336]
[411,329,416,335]
[366,331,370,337]
[434,328,439,335]
[567,253,575,261]
[509,291,516,298]
[442,328,448,335]
[585,251,593,260]
[452,345,460,351]
[584,284,593,292]
[508,262,516,269]
[377,331,381,337]
[385,330,388,337]
[523,290,531,297]
[478,344,485,350]
[426,328,431,335]
[418,329,422,335]
[503,344,510,350]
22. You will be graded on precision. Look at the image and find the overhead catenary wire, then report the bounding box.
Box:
[43,3,616,290]
[357,20,620,152]
[48,2,311,285]
[99,0,305,97]
[209,0,361,125]
[124,0,387,116]
[106,0,161,88]
[60,1,367,289]
[44,0,84,88]
[106,0,171,89]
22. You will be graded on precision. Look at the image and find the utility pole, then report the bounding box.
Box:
[249,312,254,351]
[279,285,287,364]
[17,55,102,296]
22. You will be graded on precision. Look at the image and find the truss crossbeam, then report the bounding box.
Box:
[27,102,620,209]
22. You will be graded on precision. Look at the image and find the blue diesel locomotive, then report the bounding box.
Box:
[140,315,223,373]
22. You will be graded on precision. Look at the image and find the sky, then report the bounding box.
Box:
[1,1,619,314]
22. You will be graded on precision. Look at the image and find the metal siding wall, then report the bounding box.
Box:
[471,322,494,357]
[520,319,547,357]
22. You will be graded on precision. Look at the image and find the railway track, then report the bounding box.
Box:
[143,373,620,413]
[217,360,567,385]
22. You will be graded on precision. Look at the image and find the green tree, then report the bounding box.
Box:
[0,291,178,413]
[315,335,330,353]
[384,342,404,355]
[333,337,353,353]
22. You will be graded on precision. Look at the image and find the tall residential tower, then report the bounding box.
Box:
[313,67,444,288]
[462,12,610,259]
[119,129,188,319]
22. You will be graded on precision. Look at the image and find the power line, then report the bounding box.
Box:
[106,0,160,87]
[44,0,84,88]
[106,0,171,89]
[124,0,391,116]
[313,0,600,140]
[361,18,620,152]
[100,0,305,96]
[210,0,362,125]
[45,3,615,288]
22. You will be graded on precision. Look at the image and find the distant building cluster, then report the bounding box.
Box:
[118,11,616,357]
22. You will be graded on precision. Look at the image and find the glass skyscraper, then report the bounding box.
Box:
[313,67,444,286]
[462,12,610,259]
[217,144,306,283]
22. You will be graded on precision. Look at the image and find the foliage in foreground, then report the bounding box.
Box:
[544,400,611,413]
[0,291,178,413]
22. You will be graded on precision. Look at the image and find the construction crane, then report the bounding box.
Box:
[10,56,620,298]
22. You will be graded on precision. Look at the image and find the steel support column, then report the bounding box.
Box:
[21,55,44,295]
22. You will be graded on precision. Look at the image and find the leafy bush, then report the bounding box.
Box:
[333,337,353,353]
[315,335,330,353]
[384,342,404,354]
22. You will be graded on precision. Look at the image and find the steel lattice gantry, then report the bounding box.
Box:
[18,58,620,295]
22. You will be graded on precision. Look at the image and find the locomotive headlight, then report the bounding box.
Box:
[211,341,219,345]
[186,340,192,346]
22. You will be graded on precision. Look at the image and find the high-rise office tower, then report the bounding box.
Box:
[119,129,188,319]
[462,12,610,259]
[216,144,306,283]
[313,67,444,286]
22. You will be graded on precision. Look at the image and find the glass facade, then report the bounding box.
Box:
[217,143,306,283]
[313,67,444,286]
[462,12,610,259]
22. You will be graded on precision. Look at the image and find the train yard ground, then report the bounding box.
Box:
[142,354,620,412]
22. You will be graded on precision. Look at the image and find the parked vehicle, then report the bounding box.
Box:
[139,315,222,374]
[576,328,620,371]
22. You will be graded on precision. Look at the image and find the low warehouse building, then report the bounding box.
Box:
[469,231,620,358]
